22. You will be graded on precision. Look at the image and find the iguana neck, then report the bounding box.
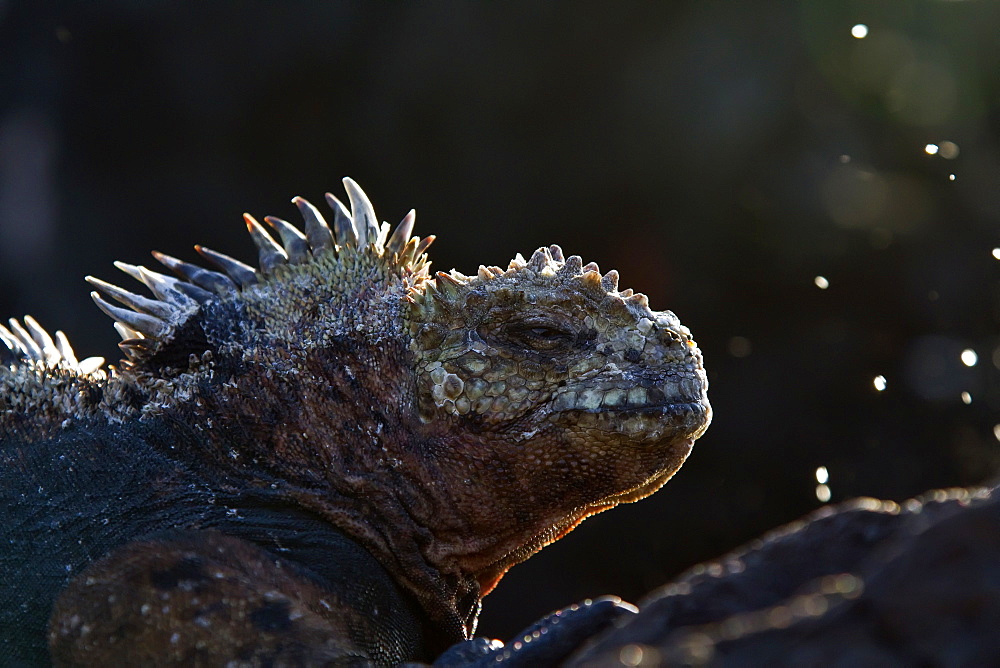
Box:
[150,328,482,642]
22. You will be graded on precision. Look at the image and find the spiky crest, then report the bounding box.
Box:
[0,316,104,375]
[80,177,433,367]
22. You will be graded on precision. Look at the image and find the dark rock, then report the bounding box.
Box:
[569,486,999,667]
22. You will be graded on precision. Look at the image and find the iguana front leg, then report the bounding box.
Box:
[433,597,637,667]
[49,530,422,666]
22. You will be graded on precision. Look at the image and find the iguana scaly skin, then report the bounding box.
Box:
[0,178,711,665]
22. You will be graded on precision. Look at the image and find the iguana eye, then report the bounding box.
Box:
[502,322,574,351]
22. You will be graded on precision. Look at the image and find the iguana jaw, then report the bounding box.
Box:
[467,433,700,598]
[417,385,708,598]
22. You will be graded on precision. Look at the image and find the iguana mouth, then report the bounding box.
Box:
[550,393,710,445]
[549,375,705,414]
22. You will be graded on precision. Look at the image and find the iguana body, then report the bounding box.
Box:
[0,179,710,665]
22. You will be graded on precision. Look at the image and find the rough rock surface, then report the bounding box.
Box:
[569,486,1000,667]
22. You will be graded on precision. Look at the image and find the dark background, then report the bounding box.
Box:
[3,0,1000,639]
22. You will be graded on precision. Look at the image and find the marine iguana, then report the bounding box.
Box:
[0,178,711,665]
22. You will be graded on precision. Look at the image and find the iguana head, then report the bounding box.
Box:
[405,244,710,594]
[2,178,709,628]
[409,247,708,443]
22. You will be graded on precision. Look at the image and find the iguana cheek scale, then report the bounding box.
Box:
[0,178,710,665]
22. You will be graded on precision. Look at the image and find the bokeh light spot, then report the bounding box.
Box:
[938,141,959,159]
[961,349,978,367]
[924,143,939,155]
[961,392,972,405]
[814,276,829,289]
[815,466,829,484]
[727,336,752,358]
[620,644,646,667]
[851,24,868,39]
[821,165,888,228]
[816,484,832,502]
[873,375,887,391]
